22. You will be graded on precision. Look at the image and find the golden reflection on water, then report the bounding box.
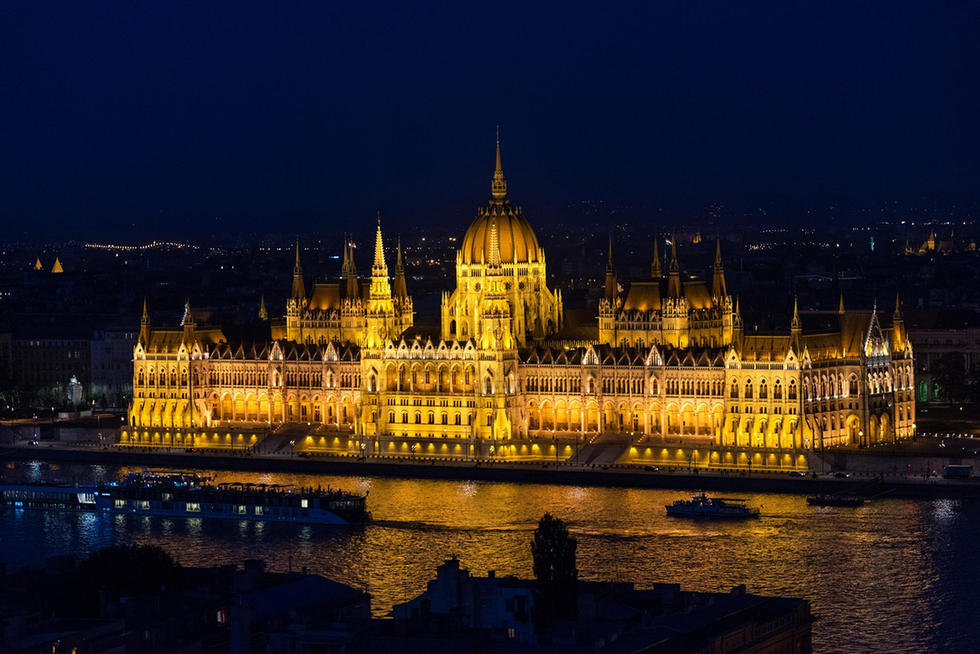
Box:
[2,463,977,650]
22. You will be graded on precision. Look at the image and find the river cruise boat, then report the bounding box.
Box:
[665,492,760,519]
[806,493,866,507]
[97,473,370,525]
[2,473,370,525]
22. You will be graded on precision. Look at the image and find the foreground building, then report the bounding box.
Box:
[122,138,915,468]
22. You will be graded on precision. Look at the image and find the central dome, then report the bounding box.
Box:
[460,202,541,265]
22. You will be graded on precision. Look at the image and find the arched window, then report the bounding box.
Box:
[773,381,782,400]
[427,412,434,424]
[730,381,739,399]
[744,380,753,399]
[485,377,493,394]
[388,411,395,423]
[759,380,768,400]
[849,375,858,397]
[401,411,408,423]
[788,380,798,400]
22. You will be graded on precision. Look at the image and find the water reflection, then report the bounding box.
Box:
[0,462,977,651]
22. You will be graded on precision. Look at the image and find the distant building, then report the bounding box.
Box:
[906,310,980,403]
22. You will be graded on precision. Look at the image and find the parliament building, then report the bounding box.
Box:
[122,139,915,469]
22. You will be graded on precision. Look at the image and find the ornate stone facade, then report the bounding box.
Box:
[122,138,915,468]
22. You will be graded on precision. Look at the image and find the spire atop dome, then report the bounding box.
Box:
[491,125,507,200]
[258,295,268,320]
[141,297,149,323]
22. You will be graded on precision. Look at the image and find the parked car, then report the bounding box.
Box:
[644,465,659,472]
[833,471,852,479]
[787,471,806,477]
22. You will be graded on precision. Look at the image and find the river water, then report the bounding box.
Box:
[1,460,977,652]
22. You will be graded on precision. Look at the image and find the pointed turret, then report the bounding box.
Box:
[791,296,801,333]
[51,258,63,274]
[667,236,682,298]
[258,295,268,320]
[892,292,906,351]
[33,258,43,271]
[393,237,408,299]
[372,212,387,274]
[491,125,507,201]
[604,233,618,303]
[342,240,360,299]
[651,238,661,278]
[291,238,306,303]
[712,237,727,298]
[369,216,392,301]
[838,292,845,315]
[733,296,744,340]
[181,299,194,327]
[181,299,195,343]
[139,297,151,345]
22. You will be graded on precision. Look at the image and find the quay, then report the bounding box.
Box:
[3,442,980,500]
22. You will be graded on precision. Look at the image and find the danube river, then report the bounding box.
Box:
[2,461,977,652]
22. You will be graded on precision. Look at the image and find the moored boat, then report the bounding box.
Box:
[2,473,370,525]
[665,492,760,519]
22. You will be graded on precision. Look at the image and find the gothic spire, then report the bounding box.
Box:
[141,297,149,323]
[667,235,682,298]
[838,292,845,315]
[258,295,268,320]
[791,295,801,332]
[181,299,194,328]
[711,236,727,298]
[651,237,661,278]
[604,233,618,303]
[893,291,902,320]
[372,213,387,274]
[394,236,408,299]
[291,238,306,302]
[491,125,507,200]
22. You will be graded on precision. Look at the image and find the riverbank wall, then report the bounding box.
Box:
[3,444,980,500]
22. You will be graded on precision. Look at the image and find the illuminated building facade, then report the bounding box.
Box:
[123,139,915,467]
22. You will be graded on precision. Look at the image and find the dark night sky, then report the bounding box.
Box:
[1,1,978,239]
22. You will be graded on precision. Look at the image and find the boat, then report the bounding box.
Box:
[2,474,370,525]
[665,492,760,519]
[806,493,865,507]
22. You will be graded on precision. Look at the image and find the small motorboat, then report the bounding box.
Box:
[665,492,760,519]
[806,493,866,507]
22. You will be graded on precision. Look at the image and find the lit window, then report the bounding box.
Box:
[300,499,309,508]
[186,502,200,512]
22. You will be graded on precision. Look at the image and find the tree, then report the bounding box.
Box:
[531,513,578,632]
